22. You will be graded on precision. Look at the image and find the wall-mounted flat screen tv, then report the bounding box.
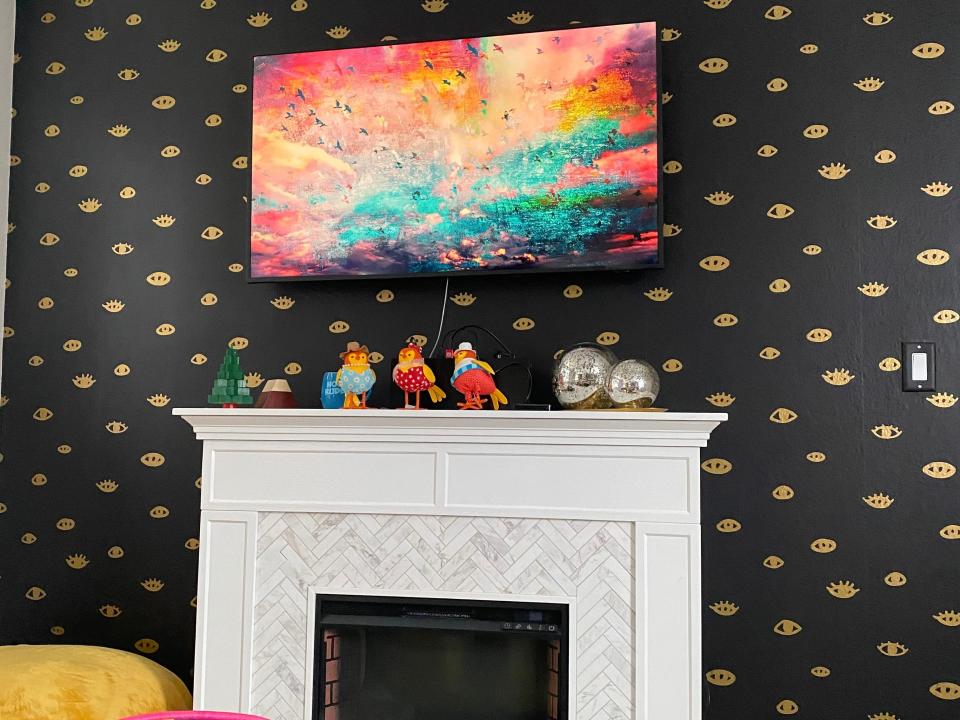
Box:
[250,21,660,281]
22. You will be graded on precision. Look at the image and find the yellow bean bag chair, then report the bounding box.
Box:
[0,645,192,720]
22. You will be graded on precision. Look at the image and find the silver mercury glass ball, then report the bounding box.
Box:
[605,359,660,408]
[552,345,620,409]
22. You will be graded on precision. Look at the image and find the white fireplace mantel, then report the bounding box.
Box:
[176,408,726,720]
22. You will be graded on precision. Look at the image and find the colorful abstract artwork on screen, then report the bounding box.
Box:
[250,22,659,279]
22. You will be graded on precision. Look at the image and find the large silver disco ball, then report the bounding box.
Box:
[605,359,660,408]
[552,344,619,409]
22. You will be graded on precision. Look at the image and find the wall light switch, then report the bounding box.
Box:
[902,342,935,392]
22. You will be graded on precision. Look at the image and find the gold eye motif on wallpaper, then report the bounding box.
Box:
[147,271,172,287]
[771,485,794,500]
[699,256,730,272]
[818,163,850,180]
[77,198,102,213]
[96,479,119,493]
[854,77,885,92]
[769,407,797,424]
[810,538,837,553]
[822,368,854,386]
[44,124,60,137]
[775,700,799,716]
[107,545,124,559]
[701,458,733,474]
[190,354,208,366]
[764,5,792,20]
[799,43,818,54]
[152,95,176,110]
[422,0,448,11]
[185,538,200,550]
[870,425,901,440]
[874,149,897,164]
[33,407,54,421]
[859,282,889,297]
[149,506,170,519]
[716,518,741,533]
[25,587,47,601]
[933,611,960,627]
[244,373,264,389]
[229,337,249,350]
[68,164,88,178]
[662,359,682,372]
[104,420,128,434]
[810,666,830,678]
[807,451,826,462]
[65,553,89,569]
[205,114,223,127]
[866,215,897,230]
[863,492,894,509]
[324,320,350,334]
[758,346,781,360]
[119,186,136,199]
[147,394,171,408]
[913,42,945,59]
[714,313,738,327]
[284,362,303,375]
[64,268,79,278]
[921,181,953,197]
[763,555,785,569]
[56,518,76,531]
[705,669,736,686]
[38,295,55,309]
[134,639,159,655]
[767,203,795,219]
[57,445,72,455]
[102,299,125,313]
[662,223,682,237]
[63,339,83,352]
[644,288,673,302]
[930,682,960,700]
[712,113,737,127]
[291,0,309,11]
[141,578,165,592]
[803,124,829,139]
[662,160,682,174]
[877,357,901,372]
[917,249,950,265]
[705,393,735,408]
[247,11,273,27]
[445,291,476,305]
[200,0,217,8]
[108,124,131,137]
[160,145,181,158]
[927,392,958,408]
[21,532,38,545]
[923,461,956,479]
[933,309,960,324]
[140,452,165,467]
[876,642,909,657]
[228,263,244,273]
[863,11,893,26]
[660,28,681,42]
[84,26,108,42]
[368,352,385,364]
[72,373,96,389]
[705,191,734,206]
[158,39,181,53]
[112,242,135,255]
[774,619,802,636]
[40,11,56,23]
[884,571,907,587]
[929,100,955,115]
[270,296,295,310]
[698,57,729,74]
[153,214,176,228]
[769,278,790,293]
[45,61,66,75]
[200,293,218,306]
[35,182,50,193]
[114,363,131,376]
[205,48,228,63]
[196,173,213,185]
[233,156,249,169]
[118,68,139,81]
[31,473,48,486]
[99,605,122,618]
[766,77,788,92]
[201,226,223,240]
[940,524,960,539]
[661,92,673,105]
[708,601,739,617]
[28,354,44,367]
[757,144,778,157]
[704,0,733,8]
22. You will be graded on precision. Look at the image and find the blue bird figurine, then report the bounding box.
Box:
[336,341,376,409]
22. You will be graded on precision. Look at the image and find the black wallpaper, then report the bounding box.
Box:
[1,0,960,718]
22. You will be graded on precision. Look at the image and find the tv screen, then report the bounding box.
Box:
[250,22,660,281]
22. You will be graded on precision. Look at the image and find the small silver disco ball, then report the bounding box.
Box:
[552,344,620,409]
[605,359,660,408]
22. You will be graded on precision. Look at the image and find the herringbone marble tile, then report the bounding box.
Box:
[252,513,635,720]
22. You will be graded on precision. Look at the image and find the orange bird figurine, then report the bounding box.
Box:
[392,343,446,409]
[450,342,508,410]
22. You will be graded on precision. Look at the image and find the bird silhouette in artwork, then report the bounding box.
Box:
[336,341,376,409]
[334,140,344,151]
[393,343,446,409]
[343,103,352,114]
[315,117,326,126]
[424,59,434,70]
[296,88,306,101]
[467,43,480,57]
[456,69,467,79]
[450,342,508,410]
[493,43,504,53]
[359,128,369,135]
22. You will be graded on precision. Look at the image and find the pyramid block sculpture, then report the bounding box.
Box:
[207,347,253,407]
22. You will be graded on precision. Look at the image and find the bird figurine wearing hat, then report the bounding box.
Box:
[393,342,447,409]
[336,341,376,409]
[450,342,508,410]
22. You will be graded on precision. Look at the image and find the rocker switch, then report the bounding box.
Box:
[902,342,935,392]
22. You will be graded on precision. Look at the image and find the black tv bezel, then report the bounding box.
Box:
[246,20,663,284]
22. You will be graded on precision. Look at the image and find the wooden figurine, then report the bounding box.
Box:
[336,341,376,409]
[392,342,447,409]
[450,342,508,410]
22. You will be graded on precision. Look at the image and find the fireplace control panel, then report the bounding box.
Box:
[502,622,559,634]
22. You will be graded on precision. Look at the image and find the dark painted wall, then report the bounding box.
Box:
[2,0,959,717]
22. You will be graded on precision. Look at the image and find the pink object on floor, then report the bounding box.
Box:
[120,712,271,720]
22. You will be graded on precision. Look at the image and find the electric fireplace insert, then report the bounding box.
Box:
[312,594,569,720]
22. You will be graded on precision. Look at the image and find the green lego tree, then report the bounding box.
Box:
[207,346,253,407]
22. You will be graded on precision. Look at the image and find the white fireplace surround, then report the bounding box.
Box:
[176,409,725,720]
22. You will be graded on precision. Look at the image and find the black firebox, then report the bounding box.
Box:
[312,594,569,720]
